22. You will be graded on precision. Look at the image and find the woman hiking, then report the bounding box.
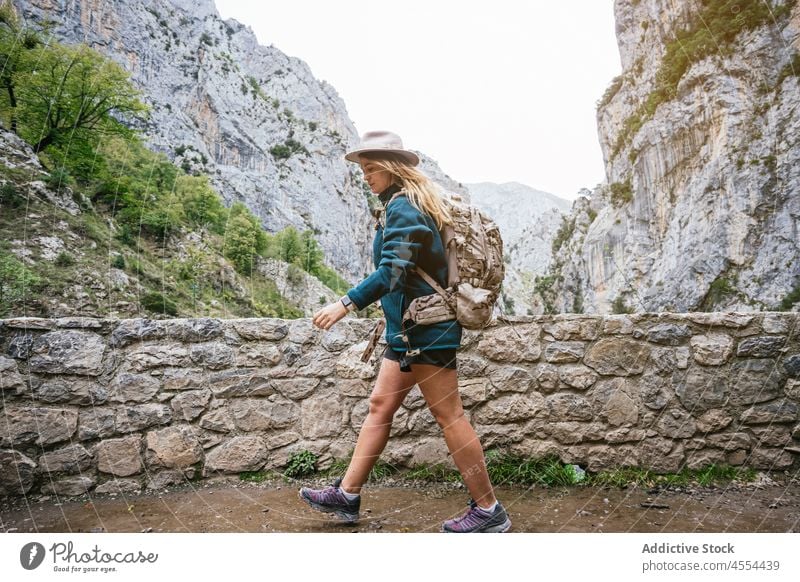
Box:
[299,130,511,533]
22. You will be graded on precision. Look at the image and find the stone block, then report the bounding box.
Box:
[95,435,142,477]
[145,425,203,470]
[0,449,36,495]
[204,436,268,473]
[171,389,212,421]
[584,337,650,376]
[1,406,78,446]
[29,331,106,375]
[690,333,734,365]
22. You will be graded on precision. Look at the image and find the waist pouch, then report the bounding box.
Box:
[403,292,456,326]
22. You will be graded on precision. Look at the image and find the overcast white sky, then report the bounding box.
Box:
[214,1,621,201]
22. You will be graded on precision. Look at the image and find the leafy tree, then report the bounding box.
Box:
[175,174,227,234]
[224,212,262,274]
[0,1,41,133]
[299,229,323,274]
[272,225,302,264]
[228,202,267,254]
[15,40,148,153]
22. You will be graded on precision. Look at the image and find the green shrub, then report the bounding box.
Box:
[54,251,75,267]
[702,275,737,310]
[551,216,575,253]
[286,263,305,286]
[484,452,583,487]
[0,250,41,315]
[597,74,624,110]
[587,464,756,488]
[315,263,351,295]
[405,463,461,483]
[141,290,178,315]
[534,273,557,315]
[609,178,633,206]
[284,450,317,478]
[46,167,71,191]
[0,250,41,317]
[284,137,307,155]
[776,283,800,311]
[269,138,307,161]
[611,296,634,314]
[0,182,23,208]
[222,204,267,275]
[269,144,291,160]
[115,223,136,247]
[111,254,125,269]
[175,174,227,234]
[775,51,800,88]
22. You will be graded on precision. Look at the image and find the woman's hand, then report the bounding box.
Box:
[312,300,349,330]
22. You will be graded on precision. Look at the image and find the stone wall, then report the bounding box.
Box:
[1,312,799,497]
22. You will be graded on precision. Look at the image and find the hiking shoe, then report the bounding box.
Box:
[298,477,360,523]
[441,499,512,533]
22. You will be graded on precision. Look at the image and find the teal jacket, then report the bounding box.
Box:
[346,184,463,352]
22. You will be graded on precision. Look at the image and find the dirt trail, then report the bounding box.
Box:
[2,475,798,533]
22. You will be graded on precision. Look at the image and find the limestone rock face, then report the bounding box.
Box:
[539,0,800,315]
[11,0,375,282]
[10,0,472,292]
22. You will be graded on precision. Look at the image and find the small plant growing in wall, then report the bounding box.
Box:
[284,450,318,477]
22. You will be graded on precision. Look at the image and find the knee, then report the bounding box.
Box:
[367,394,398,423]
[429,407,466,430]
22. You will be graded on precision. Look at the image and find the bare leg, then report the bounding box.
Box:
[340,357,416,494]
[412,363,497,508]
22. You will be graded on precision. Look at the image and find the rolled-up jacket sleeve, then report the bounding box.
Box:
[346,202,431,310]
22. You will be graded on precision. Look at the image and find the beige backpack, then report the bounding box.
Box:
[385,191,505,331]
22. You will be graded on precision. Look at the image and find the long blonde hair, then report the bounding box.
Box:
[361,153,453,230]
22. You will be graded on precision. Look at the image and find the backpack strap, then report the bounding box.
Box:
[376,190,407,230]
[413,266,451,301]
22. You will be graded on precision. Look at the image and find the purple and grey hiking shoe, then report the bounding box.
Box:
[298,477,360,523]
[441,499,512,533]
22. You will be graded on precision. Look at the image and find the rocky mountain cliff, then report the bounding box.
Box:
[12,0,478,288]
[11,0,363,283]
[543,0,800,314]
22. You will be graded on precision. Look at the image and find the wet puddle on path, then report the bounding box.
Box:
[2,477,798,533]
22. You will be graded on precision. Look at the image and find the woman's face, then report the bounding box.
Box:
[359,158,394,194]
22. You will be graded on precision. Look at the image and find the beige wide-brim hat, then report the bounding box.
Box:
[344,130,420,166]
